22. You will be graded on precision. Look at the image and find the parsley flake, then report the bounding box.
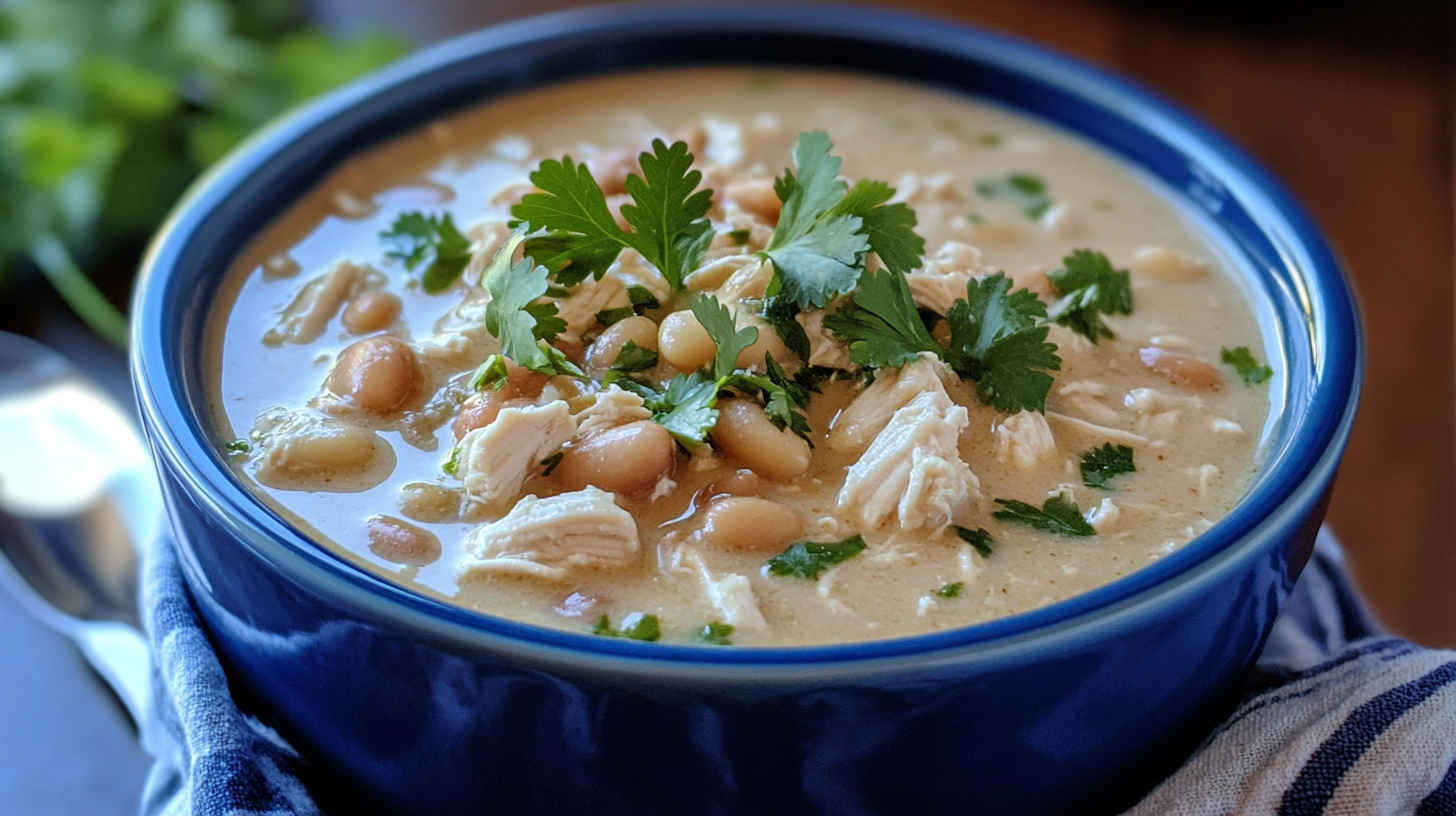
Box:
[381,212,473,293]
[765,535,867,579]
[935,582,965,599]
[700,621,734,646]
[590,613,662,641]
[539,451,564,477]
[992,494,1096,537]
[442,445,461,476]
[611,341,659,373]
[469,354,510,392]
[1081,443,1135,490]
[951,525,994,558]
[975,173,1053,220]
[1046,249,1133,343]
[1222,346,1272,385]
[224,439,250,454]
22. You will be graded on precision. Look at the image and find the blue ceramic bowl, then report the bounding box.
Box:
[132,4,1361,814]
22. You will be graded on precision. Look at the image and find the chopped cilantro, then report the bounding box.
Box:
[727,229,751,245]
[469,354,510,391]
[765,535,867,579]
[645,372,721,450]
[611,341,659,373]
[627,285,660,311]
[700,621,734,646]
[992,494,1096,537]
[690,294,758,380]
[539,451,564,477]
[724,354,814,443]
[482,228,582,377]
[951,525,994,558]
[511,139,713,289]
[224,439,250,454]
[1081,443,1135,490]
[975,173,1052,220]
[945,272,1062,413]
[756,295,812,363]
[823,268,940,369]
[442,445,461,476]
[1046,249,1133,344]
[1222,346,1272,385]
[590,613,662,642]
[935,582,965,599]
[381,212,473,293]
[830,179,925,274]
[596,306,635,326]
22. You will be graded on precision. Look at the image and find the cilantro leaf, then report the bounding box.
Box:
[469,354,510,391]
[1221,346,1272,385]
[765,535,868,579]
[590,613,662,641]
[823,268,940,369]
[975,173,1053,220]
[539,451,564,477]
[951,525,994,558]
[724,354,814,444]
[649,372,721,450]
[1047,249,1134,343]
[442,445,461,476]
[944,272,1061,413]
[225,439,251,454]
[382,212,472,293]
[1081,443,1135,489]
[512,140,713,289]
[935,582,965,599]
[992,495,1096,537]
[483,227,582,376]
[700,621,734,646]
[831,179,925,274]
[689,294,759,381]
[611,341,659,373]
[756,296,812,363]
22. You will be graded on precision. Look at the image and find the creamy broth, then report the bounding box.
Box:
[211,69,1274,646]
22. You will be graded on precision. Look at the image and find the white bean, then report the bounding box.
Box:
[711,399,810,481]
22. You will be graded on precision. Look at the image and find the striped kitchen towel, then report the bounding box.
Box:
[140,527,1456,815]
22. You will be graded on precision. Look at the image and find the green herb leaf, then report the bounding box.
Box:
[1221,346,1272,386]
[689,294,759,381]
[382,212,472,293]
[627,285,661,311]
[823,268,940,369]
[1081,443,1135,490]
[620,139,715,289]
[756,295,812,363]
[611,341,659,373]
[944,272,1061,413]
[765,535,868,579]
[225,439,251,454]
[831,179,925,274]
[590,615,614,636]
[951,525,995,558]
[483,228,582,377]
[596,306,635,326]
[619,613,662,642]
[724,354,814,444]
[726,229,751,246]
[442,445,461,476]
[647,372,722,450]
[469,354,510,391]
[539,451,564,477]
[935,582,965,599]
[992,495,1096,537]
[700,621,734,646]
[975,173,1052,220]
[1046,249,1134,343]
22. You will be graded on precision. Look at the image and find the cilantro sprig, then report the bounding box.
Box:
[591,613,661,641]
[758,131,924,310]
[765,535,868,579]
[1047,249,1133,343]
[1080,443,1135,490]
[382,212,473,293]
[1222,346,1272,385]
[511,139,713,289]
[975,173,1053,220]
[951,525,995,558]
[992,494,1096,537]
[481,227,581,377]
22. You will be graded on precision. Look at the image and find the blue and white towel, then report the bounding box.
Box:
[139,529,1456,815]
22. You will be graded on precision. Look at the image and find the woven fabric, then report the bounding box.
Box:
[139,528,1456,815]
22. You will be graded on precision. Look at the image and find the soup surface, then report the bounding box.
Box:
[212,69,1275,646]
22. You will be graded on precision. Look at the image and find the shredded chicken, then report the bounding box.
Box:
[554,274,628,341]
[461,486,639,581]
[457,401,574,518]
[837,387,978,533]
[797,310,852,369]
[993,410,1058,469]
[573,386,652,440]
[828,353,947,455]
[905,241,994,314]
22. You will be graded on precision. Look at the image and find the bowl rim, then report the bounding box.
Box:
[131,1,1362,668]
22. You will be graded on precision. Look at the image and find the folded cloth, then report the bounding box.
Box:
[139,528,1456,816]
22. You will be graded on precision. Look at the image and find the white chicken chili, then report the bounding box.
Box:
[210,69,1275,646]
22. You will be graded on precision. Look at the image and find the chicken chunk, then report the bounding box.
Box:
[461,486,640,581]
[669,545,768,631]
[573,385,652,440]
[993,410,1058,469]
[264,261,383,346]
[456,401,574,518]
[554,274,628,341]
[837,388,979,533]
[828,353,948,455]
[904,241,995,315]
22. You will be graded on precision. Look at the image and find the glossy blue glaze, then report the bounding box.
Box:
[131,5,1361,814]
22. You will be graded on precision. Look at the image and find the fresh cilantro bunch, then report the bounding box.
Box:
[825,270,1061,414]
[758,131,925,310]
[510,139,713,289]
[0,0,408,347]
[1047,249,1134,343]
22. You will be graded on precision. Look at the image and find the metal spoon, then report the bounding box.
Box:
[0,331,156,728]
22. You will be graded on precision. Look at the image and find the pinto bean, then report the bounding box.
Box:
[366,516,442,566]
[1139,347,1222,392]
[585,316,659,376]
[327,335,419,415]
[341,291,402,335]
[658,310,716,371]
[701,497,801,551]
[711,399,811,481]
[553,420,675,494]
